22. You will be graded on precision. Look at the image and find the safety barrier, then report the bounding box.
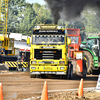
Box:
[5,61,28,68]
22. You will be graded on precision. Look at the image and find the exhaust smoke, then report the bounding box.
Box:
[44,0,100,24]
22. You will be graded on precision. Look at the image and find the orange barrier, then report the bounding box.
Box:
[41,81,48,100]
[0,83,3,100]
[77,78,83,96]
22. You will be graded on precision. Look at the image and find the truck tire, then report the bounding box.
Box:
[83,59,87,78]
[63,65,70,79]
[41,74,46,78]
[69,64,73,79]
[83,51,93,74]
[66,61,72,79]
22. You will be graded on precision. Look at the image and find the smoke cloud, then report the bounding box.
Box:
[44,0,100,24]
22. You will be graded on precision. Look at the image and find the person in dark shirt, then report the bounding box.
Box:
[21,53,25,61]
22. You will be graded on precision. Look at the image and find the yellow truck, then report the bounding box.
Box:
[27,25,72,79]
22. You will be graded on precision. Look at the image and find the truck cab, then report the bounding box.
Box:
[27,25,72,79]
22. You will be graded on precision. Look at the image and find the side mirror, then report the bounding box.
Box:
[27,38,30,44]
[67,37,71,45]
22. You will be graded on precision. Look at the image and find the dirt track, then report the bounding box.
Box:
[0,72,98,100]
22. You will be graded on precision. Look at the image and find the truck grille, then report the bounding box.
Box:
[34,49,62,60]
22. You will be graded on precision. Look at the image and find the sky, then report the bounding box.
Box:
[26,0,46,5]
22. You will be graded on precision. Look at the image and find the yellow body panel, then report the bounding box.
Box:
[30,41,68,75]
[30,64,67,72]
[30,45,67,63]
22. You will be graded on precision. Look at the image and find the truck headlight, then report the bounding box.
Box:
[31,61,37,64]
[31,67,36,69]
[59,61,65,64]
[60,67,65,69]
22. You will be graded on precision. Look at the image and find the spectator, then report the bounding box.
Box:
[21,53,25,61]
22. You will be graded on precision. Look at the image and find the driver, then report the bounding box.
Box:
[72,39,76,43]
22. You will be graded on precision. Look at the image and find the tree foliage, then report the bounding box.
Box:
[82,8,100,34]
[7,1,53,35]
[7,1,100,40]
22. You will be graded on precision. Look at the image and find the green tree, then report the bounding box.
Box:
[33,3,53,25]
[82,8,100,33]
[8,0,26,33]
[7,1,53,35]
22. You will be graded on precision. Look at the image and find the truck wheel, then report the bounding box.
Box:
[66,62,71,79]
[83,51,93,74]
[83,59,87,77]
[41,74,46,78]
[69,64,73,79]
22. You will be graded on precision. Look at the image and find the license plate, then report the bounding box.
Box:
[44,67,52,70]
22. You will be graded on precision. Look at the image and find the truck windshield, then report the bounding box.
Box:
[87,39,99,48]
[68,37,79,44]
[32,34,65,44]
[87,39,99,56]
